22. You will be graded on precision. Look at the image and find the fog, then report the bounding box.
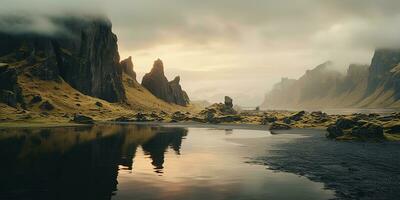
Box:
[1,0,400,106]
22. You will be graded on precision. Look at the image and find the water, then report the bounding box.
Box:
[0,124,334,200]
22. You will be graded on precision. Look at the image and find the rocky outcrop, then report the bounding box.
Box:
[262,49,400,109]
[141,59,189,106]
[169,76,190,106]
[120,56,136,80]
[0,16,126,103]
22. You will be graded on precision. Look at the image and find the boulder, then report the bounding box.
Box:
[172,111,187,121]
[335,118,356,129]
[269,122,291,130]
[30,95,43,104]
[326,125,344,138]
[351,122,384,139]
[39,101,55,111]
[72,114,94,124]
[385,122,400,134]
[282,117,292,124]
[289,111,305,121]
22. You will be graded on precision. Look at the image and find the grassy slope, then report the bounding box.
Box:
[0,71,198,125]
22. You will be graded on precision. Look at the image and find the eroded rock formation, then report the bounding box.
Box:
[142,59,190,106]
[120,56,136,80]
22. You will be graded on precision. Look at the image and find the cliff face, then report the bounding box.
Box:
[141,59,190,106]
[262,48,400,109]
[0,17,126,103]
[120,56,136,80]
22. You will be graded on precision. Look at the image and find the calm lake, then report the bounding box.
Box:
[0,124,334,200]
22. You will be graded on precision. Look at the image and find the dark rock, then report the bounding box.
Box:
[290,111,306,121]
[224,96,233,108]
[114,116,133,122]
[72,114,94,124]
[169,76,190,106]
[30,95,42,104]
[283,117,292,124]
[336,118,356,129]
[172,111,187,121]
[205,111,216,123]
[134,112,151,122]
[120,56,136,80]
[326,125,344,138]
[351,122,384,139]
[377,116,394,122]
[141,59,189,106]
[39,101,55,111]
[384,122,400,134]
[269,122,291,130]
[262,115,277,124]
[95,101,103,107]
[216,115,242,123]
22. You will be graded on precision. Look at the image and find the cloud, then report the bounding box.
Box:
[1,0,400,105]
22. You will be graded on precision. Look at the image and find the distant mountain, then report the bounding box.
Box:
[261,49,400,109]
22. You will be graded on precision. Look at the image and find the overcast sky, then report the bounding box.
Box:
[2,0,400,106]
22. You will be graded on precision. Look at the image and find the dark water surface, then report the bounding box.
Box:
[0,124,334,200]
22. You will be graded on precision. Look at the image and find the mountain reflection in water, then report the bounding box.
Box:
[0,124,187,200]
[0,124,334,200]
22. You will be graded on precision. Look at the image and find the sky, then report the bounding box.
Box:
[1,0,400,106]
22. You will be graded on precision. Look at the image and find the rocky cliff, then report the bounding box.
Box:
[0,16,126,103]
[261,48,400,109]
[142,59,190,106]
[120,56,136,80]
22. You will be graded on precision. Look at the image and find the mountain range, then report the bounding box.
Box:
[261,49,400,109]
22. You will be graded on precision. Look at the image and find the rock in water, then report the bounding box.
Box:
[269,122,291,130]
[141,59,190,106]
[120,56,136,80]
[0,17,126,103]
[225,96,233,108]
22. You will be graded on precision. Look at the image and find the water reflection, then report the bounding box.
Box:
[0,124,333,200]
[0,124,187,200]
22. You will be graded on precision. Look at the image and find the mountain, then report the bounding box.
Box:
[142,59,190,106]
[0,17,126,103]
[261,49,400,109]
[0,16,191,121]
